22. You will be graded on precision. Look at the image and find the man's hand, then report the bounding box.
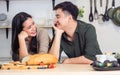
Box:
[53,25,64,35]
[62,56,93,64]
[62,58,71,64]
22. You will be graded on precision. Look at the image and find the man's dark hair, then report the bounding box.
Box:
[54,1,79,21]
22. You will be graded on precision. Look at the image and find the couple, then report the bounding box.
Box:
[11,1,102,64]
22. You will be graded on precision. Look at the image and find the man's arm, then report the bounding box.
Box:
[62,25,101,64]
[63,56,93,64]
[49,25,64,59]
[84,25,102,60]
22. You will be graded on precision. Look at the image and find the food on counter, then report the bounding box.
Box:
[115,53,120,64]
[92,60,120,68]
[1,54,58,70]
[25,54,58,65]
[92,61,105,68]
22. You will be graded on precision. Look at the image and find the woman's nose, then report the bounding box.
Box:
[31,25,36,30]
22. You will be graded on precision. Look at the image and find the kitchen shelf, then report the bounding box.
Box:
[0,25,52,29]
[38,25,52,28]
[0,26,11,28]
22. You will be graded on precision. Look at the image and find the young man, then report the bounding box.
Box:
[49,1,102,64]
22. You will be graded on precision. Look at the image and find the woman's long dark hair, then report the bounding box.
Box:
[11,12,37,61]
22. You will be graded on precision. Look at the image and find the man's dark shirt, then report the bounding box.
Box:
[50,20,102,61]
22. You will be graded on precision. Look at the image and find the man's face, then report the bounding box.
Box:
[54,8,69,30]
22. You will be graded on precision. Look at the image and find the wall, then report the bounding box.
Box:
[0,0,120,58]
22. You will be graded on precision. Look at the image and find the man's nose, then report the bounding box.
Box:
[54,18,58,24]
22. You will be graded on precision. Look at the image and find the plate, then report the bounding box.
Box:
[92,66,120,71]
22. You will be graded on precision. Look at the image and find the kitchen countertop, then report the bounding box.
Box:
[0,64,120,75]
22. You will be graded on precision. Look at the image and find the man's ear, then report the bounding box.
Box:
[68,15,73,21]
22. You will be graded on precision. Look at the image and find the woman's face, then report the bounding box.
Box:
[23,18,37,37]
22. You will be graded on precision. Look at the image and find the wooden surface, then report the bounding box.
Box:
[0,64,120,75]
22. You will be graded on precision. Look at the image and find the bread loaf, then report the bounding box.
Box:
[23,54,58,65]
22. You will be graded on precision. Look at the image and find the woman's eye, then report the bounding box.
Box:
[28,26,31,29]
[26,26,31,30]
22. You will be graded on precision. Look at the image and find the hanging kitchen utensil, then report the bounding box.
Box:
[98,0,104,24]
[0,13,8,39]
[107,0,115,19]
[0,13,8,29]
[52,0,55,10]
[6,0,9,39]
[112,6,120,26]
[100,0,102,7]
[52,0,55,36]
[89,0,93,22]
[6,0,9,12]
[94,0,98,20]
[103,0,109,21]
[5,25,9,38]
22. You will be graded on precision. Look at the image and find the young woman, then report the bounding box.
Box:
[11,12,50,61]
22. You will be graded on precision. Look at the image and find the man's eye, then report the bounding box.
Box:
[57,17,59,19]
[33,22,35,25]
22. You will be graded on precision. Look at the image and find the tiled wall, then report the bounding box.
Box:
[0,0,120,58]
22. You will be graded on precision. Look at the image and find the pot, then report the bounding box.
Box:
[112,6,120,26]
[107,0,115,19]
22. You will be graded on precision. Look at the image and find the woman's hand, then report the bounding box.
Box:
[18,31,28,40]
[18,31,29,60]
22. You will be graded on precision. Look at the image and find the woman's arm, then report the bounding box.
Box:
[18,31,29,60]
[37,28,50,53]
